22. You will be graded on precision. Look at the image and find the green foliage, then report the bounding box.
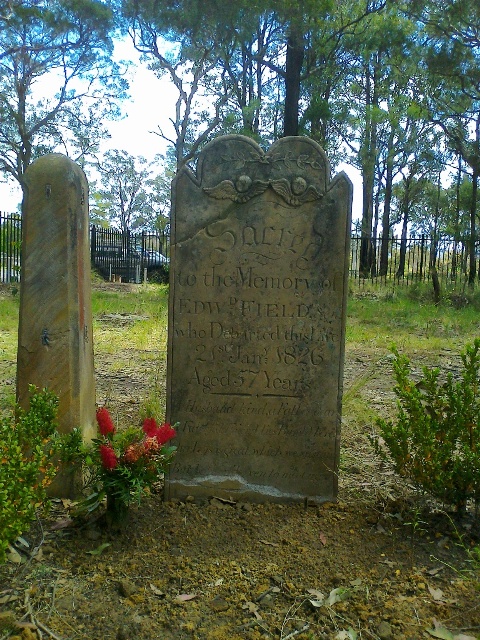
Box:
[92,150,170,232]
[346,287,480,350]
[373,341,480,512]
[0,0,126,187]
[0,386,60,564]
[147,264,169,284]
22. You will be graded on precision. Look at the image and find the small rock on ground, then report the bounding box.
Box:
[377,621,393,639]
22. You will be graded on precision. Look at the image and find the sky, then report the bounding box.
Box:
[0,37,362,221]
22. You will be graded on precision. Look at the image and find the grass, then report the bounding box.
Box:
[347,288,480,353]
[344,287,480,462]
[2,281,480,567]
[91,284,168,318]
[91,284,169,418]
[0,289,20,412]
[2,281,480,417]
[92,284,168,353]
[0,283,170,415]
[0,289,19,354]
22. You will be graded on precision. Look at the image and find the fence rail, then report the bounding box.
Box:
[349,235,471,287]
[1,212,477,288]
[0,212,22,283]
[90,225,170,283]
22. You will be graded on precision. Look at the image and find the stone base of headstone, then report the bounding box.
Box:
[166,135,352,504]
[17,153,96,498]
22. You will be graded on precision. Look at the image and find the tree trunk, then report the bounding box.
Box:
[396,179,410,279]
[431,266,441,304]
[371,184,381,278]
[468,168,478,286]
[468,116,480,286]
[428,175,441,272]
[359,56,379,278]
[396,210,409,279]
[451,155,462,280]
[379,131,394,276]
[283,25,304,137]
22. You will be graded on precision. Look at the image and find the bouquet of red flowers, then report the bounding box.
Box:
[73,407,177,524]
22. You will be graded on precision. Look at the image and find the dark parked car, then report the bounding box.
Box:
[147,250,168,266]
[136,249,169,266]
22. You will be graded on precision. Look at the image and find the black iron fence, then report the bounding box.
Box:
[0,212,22,283]
[90,225,170,283]
[349,235,471,287]
[0,213,476,289]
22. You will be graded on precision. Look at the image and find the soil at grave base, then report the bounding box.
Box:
[1,313,480,640]
[1,497,479,640]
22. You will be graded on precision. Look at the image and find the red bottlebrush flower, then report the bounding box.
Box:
[155,423,176,446]
[124,443,145,464]
[142,417,158,438]
[144,436,160,453]
[99,444,118,470]
[96,407,116,437]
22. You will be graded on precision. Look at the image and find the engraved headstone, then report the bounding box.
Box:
[17,154,96,496]
[166,136,352,503]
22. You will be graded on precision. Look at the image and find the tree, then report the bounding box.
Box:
[92,149,170,232]
[375,116,444,276]
[123,0,246,169]
[270,0,387,138]
[121,0,388,167]
[219,11,284,143]
[340,8,417,276]
[444,167,480,280]
[115,0,480,265]
[137,168,173,232]
[391,138,444,278]
[0,0,128,192]
[405,0,480,284]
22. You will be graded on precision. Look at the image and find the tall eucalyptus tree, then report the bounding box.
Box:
[121,0,388,167]
[92,149,170,232]
[0,0,127,192]
[406,0,480,283]
[342,7,423,276]
[122,0,252,169]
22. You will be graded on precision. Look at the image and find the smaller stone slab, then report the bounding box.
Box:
[17,154,96,496]
[166,135,352,503]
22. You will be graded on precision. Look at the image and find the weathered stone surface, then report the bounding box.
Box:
[17,154,95,496]
[166,135,352,503]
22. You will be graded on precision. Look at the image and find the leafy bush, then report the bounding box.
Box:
[0,386,60,563]
[373,341,480,512]
[147,264,169,284]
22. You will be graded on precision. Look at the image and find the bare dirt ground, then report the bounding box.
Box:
[1,294,479,640]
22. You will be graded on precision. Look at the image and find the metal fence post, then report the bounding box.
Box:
[90,225,96,264]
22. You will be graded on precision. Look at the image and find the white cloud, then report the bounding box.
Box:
[101,38,175,160]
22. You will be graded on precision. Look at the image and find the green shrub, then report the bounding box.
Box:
[147,264,169,284]
[373,341,480,512]
[0,386,60,563]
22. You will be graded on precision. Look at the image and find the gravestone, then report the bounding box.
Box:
[166,136,352,503]
[17,154,96,496]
